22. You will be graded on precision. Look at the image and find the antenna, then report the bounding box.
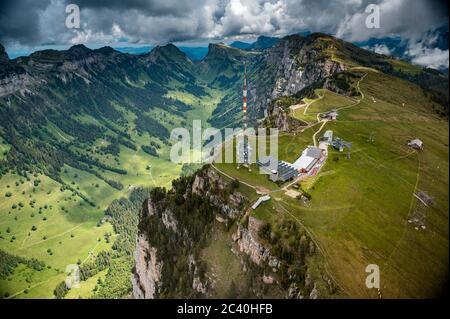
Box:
[346,142,352,159]
[238,62,250,171]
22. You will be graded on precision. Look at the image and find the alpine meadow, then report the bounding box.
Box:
[0,0,448,302]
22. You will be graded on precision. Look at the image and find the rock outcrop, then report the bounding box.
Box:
[192,167,246,220]
[132,166,247,298]
[132,166,329,299]
[233,217,280,268]
[266,99,306,132]
[0,72,36,97]
[267,35,345,97]
[132,234,162,299]
[0,44,36,97]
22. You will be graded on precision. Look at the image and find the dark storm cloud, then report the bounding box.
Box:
[0,0,448,53]
[67,0,215,44]
[73,0,201,17]
[0,0,51,45]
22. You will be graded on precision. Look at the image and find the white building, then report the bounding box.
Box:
[323,130,333,144]
[322,110,338,120]
[408,139,424,150]
[292,147,323,173]
[252,195,271,210]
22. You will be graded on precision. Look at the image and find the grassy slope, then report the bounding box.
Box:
[201,223,252,298]
[212,69,448,298]
[292,89,357,123]
[287,71,448,298]
[65,269,108,299]
[0,172,115,298]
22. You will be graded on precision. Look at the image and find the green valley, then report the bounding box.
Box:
[0,31,448,299]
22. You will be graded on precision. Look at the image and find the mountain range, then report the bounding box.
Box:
[0,32,448,299]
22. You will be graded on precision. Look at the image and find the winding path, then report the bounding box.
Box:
[309,73,367,146]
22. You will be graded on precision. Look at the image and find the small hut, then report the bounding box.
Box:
[408,139,424,150]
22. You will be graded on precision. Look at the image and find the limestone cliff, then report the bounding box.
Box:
[132,166,333,299]
[132,166,247,298]
[266,34,347,100]
[132,234,162,299]
[233,217,280,268]
[255,34,348,131]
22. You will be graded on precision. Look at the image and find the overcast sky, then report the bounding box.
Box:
[0,0,448,69]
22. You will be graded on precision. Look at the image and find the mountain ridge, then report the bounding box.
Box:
[0,31,448,300]
[230,35,279,50]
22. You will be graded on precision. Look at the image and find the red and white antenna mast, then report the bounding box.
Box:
[242,62,249,168]
[243,62,247,127]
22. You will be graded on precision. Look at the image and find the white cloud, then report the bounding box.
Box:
[336,0,447,42]
[363,44,391,55]
[407,42,449,70]
[206,0,294,38]
[1,0,448,69]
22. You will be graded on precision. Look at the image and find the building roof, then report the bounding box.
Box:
[257,155,277,167]
[251,195,271,210]
[324,130,333,138]
[256,155,278,173]
[305,147,322,159]
[277,161,299,181]
[409,139,423,146]
[257,157,298,181]
[292,155,316,171]
[328,109,338,114]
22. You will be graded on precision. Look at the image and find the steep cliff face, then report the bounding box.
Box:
[132,234,162,299]
[233,217,280,268]
[0,45,35,97]
[0,72,36,97]
[191,168,246,220]
[132,166,247,298]
[132,166,334,299]
[266,34,347,100]
[265,99,306,132]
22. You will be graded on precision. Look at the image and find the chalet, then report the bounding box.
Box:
[322,109,338,120]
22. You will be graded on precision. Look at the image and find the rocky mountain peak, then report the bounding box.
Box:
[143,43,191,67]
[94,46,116,55]
[148,44,187,61]
[207,42,232,53]
[252,35,279,49]
[204,42,247,62]
[68,44,91,54]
